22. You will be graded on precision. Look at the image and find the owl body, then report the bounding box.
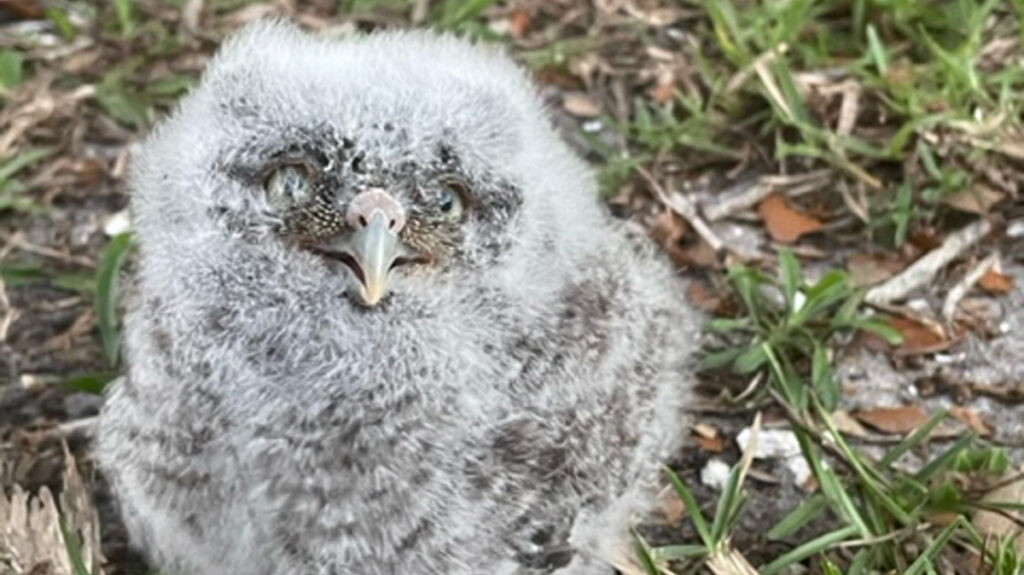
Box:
[98,23,699,575]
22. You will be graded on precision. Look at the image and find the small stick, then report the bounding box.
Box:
[704,178,772,222]
[866,219,992,306]
[637,167,725,254]
[941,252,999,324]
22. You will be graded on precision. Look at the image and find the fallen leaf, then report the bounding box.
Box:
[651,210,719,269]
[847,253,905,287]
[978,268,1015,295]
[685,281,725,314]
[650,209,687,245]
[942,184,1005,215]
[758,194,822,243]
[506,9,532,38]
[864,316,952,356]
[654,485,684,524]
[852,405,930,434]
[562,93,601,117]
[949,406,991,435]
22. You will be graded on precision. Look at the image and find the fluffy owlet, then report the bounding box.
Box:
[97,21,700,575]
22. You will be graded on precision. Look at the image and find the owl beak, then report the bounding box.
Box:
[348,212,403,306]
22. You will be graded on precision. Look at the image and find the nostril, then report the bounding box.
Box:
[358,215,367,228]
[389,219,397,230]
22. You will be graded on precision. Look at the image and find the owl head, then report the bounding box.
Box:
[129,21,607,327]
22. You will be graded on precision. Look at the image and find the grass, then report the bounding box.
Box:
[635,251,1024,573]
[599,0,1023,246]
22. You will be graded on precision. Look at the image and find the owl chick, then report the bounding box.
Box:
[97,21,701,575]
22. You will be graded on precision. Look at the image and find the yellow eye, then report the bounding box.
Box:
[438,180,466,221]
[265,165,313,207]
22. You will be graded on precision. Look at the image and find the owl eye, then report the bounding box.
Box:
[265,164,313,207]
[438,180,467,221]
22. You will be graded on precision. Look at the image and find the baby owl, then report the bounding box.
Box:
[98,21,701,575]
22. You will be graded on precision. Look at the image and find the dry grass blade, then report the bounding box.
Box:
[707,545,760,575]
[0,445,103,575]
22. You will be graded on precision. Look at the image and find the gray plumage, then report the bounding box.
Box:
[97,21,699,575]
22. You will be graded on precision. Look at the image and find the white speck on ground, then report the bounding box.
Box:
[701,458,731,491]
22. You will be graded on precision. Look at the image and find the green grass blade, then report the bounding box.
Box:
[650,545,708,561]
[761,525,859,575]
[0,49,23,90]
[778,249,801,313]
[60,520,94,575]
[904,517,967,575]
[914,433,976,482]
[0,147,52,185]
[663,466,713,549]
[768,493,827,540]
[880,409,947,467]
[866,24,888,75]
[96,233,133,368]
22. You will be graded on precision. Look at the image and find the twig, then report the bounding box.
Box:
[704,170,831,222]
[726,43,789,94]
[637,167,725,254]
[865,219,992,306]
[704,178,772,222]
[0,232,95,268]
[941,252,999,324]
[55,416,99,439]
[0,275,16,343]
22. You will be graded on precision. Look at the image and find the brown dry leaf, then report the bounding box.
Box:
[978,268,1015,294]
[506,9,532,38]
[847,253,905,287]
[653,485,685,524]
[562,93,602,117]
[693,423,724,453]
[758,194,822,243]
[973,471,1024,553]
[685,281,725,314]
[949,406,991,435]
[941,184,1005,215]
[853,405,930,434]
[865,316,951,356]
[651,211,719,269]
[650,209,687,245]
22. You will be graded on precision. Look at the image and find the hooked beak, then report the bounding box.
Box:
[348,212,402,306]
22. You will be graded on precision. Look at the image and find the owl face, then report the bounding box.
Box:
[220,126,521,307]
[131,23,602,323]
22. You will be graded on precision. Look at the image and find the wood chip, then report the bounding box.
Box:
[562,93,601,117]
[758,194,823,243]
[693,423,724,453]
[853,405,930,434]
